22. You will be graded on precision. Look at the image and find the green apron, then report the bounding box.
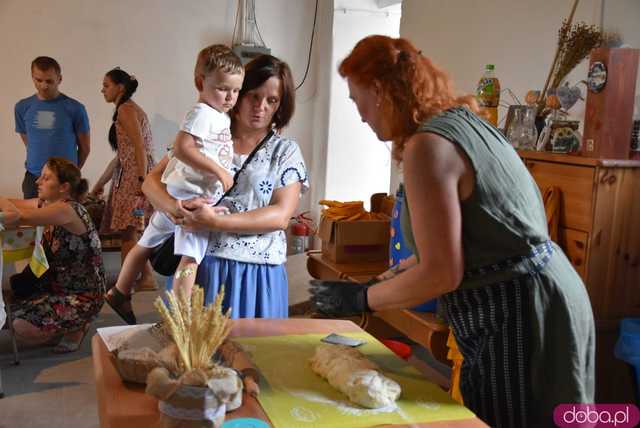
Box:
[400,107,595,427]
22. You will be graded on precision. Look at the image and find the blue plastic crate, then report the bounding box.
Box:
[614,318,640,398]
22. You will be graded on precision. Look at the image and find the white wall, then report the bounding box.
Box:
[321,0,401,209]
[306,0,335,222]
[6,0,635,216]
[400,0,640,126]
[0,0,321,216]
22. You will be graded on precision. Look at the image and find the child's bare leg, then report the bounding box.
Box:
[114,244,155,296]
[135,261,158,291]
[173,256,198,298]
[105,244,155,324]
[134,229,157,290]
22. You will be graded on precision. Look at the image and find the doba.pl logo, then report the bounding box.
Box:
[554,404,640,427]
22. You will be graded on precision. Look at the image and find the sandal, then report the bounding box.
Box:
[53,323,91,354]
[105,286,137,325]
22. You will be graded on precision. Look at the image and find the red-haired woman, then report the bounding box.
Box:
[310,35,594,427]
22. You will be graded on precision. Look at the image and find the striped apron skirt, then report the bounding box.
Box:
[441,241,560,427]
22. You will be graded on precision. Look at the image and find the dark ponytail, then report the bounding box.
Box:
[45,157,89,201]
[106,68,139,151]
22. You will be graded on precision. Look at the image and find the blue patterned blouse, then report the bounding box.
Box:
[205,132,309,265]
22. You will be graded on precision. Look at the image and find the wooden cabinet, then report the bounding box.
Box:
[526,159,596,233]
[520,150,640,402]
[521,151,640,321]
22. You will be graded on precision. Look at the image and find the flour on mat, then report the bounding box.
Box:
[416,397,442,410]
[237,342,256,353]
[287,388,398,416]
[290,406,319,423]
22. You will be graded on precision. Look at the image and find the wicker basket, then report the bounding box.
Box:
[114,347,164,384]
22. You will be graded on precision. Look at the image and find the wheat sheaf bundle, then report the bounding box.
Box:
[154,286,232,376]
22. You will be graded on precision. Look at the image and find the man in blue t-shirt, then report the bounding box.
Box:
[14,56,91,198]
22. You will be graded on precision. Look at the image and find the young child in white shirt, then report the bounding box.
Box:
[107,45,244,317]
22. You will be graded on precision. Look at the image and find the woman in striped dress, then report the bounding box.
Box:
[310,35,594,427]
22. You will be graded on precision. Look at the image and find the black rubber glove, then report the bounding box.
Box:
[309,279,371,317]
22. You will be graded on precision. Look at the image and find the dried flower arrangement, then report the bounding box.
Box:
[535,0,603,117]
[550,20,603,91]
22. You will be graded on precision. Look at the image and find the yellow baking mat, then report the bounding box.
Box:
[234,332,475,428]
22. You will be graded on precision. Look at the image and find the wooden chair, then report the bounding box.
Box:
[99,232,122,253]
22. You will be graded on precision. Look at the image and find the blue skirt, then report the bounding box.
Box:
[166,256,289,319]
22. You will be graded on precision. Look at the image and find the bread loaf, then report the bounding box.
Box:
[309,343,401,408]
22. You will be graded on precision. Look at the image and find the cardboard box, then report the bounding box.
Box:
[318,215,390,264]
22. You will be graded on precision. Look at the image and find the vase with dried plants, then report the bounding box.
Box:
[145,286,242,428]
[535,19,603,119]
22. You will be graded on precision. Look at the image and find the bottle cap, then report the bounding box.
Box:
[485,64,495,70]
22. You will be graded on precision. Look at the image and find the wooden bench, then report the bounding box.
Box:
[99,233,122,253]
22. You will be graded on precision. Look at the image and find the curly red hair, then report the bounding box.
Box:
[339,35,482,161]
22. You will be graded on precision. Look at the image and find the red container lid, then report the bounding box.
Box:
[381,339,412,360]
[291,222,311,236]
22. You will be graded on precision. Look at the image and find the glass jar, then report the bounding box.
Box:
[507,109,524,149]
[520,107,539,150]
[507,107,538,151]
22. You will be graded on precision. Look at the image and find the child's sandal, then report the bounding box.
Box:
[105,287,137,325]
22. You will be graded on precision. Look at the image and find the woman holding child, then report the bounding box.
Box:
[0,157,105,353]
[106,51,307,322]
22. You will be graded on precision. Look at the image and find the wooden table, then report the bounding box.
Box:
[92,318,486,428]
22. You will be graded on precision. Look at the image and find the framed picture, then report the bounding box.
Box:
[548,120,581,153]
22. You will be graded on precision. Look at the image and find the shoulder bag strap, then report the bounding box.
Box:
[213,130,274,207]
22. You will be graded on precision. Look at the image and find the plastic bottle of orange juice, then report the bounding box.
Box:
[476,64,501,126]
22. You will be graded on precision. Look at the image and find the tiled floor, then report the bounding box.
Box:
[0,253,162,428]
[0,252,313,427]
[0,252,449,427]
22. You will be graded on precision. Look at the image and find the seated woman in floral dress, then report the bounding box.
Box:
[0,157,106,353]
